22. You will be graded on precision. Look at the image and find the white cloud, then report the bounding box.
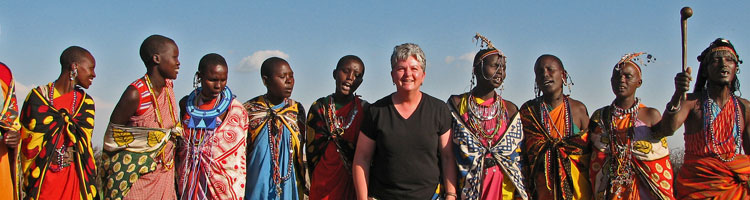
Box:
[237,50,290,72]
[14,81,32,101]
[458,52,474,62]
[445,52,475,67]
[445,56,455,64]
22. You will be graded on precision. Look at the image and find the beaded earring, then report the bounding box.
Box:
[193,73,200,89]
[534,84,540,98]
[70,68,77,81]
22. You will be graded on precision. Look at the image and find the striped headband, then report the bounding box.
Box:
[708,46,738,59]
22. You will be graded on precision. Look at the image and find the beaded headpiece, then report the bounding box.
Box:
[473,33,505,62]
[614,52,654,76]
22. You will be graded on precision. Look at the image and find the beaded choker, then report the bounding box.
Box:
[611,98,640,119]
[185,87,233,129]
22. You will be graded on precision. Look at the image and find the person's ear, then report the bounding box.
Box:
[261,75,268,86]
[153,54,161,65]
[332,68,337,80]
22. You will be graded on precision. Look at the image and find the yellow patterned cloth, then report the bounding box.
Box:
[19,85,97,200]
[100,123,181,200]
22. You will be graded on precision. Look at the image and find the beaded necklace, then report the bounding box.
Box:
[185,87,233,129]
[264,95,294,196]
[326,94,359,136]
[702,92,743,162]
[48,82,78,112]
[539,95,571,139]
[606,99,639,198]
[143,75,179,169]
[48,82,78,172]
[466,92,506,143]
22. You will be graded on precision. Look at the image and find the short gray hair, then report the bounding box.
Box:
[390,43,426,71]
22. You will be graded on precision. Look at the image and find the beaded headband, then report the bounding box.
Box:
[699,38,743,64]
[615,52,654,75]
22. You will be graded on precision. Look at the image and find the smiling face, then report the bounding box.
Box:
[610,62,641,99]
[534,55,565,96]
[156,42,180,80]
[263,61,295,99]
[475,54,506,90]
[391,55,425,93]
[75,54,96,89]
[198,64,228,99]
[333,59,364,96]
[705,50,739,87]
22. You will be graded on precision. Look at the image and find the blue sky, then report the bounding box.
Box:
[1,1,748,149]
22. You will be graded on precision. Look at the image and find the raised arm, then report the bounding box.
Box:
[654,68,693,137]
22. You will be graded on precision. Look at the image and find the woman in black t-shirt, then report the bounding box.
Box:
[352,43,458,200]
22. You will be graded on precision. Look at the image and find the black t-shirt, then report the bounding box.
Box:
[361,92,451,200]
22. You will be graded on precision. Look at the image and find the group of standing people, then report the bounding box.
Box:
[0,32,745,200]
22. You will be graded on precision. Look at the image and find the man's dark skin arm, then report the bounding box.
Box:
[109,85,140,125]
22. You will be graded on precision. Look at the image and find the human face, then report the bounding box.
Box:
[199,64,228,100]
[534,56,564,96]
[157,42,180,79]
[264,61,295,99]
[610,62,641,99]
[75,54,96,89]
[333,60,364,96]
[475,54,505,89]
[706,50,738,86]
[391,56,425,92]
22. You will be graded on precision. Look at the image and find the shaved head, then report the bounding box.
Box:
[60,46,93,71]
[260,57,289,77]
[139,34,176,67]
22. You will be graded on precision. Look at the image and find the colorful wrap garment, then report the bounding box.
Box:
[19,84,97,200]
[0,62,21,200]
[244,95,306,200]
[177,87,248,200]
[305,95,366,200]
[520,97,591,200]
[449,94,528,200]
[589,104,675,200]
[675,95,750,200]
[100,76,181,200]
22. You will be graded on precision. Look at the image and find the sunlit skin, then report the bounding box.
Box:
[333,59,364,104]
[74,54,97,89]
[391,56,425,95]
[660,49,750,151]
[471,54,518,117]
[110,40,180,125]
[157,42,181,80]
[706,51,738,88]
[533,55,589,131]
[610,62,661,131]
[263,60,295,105]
